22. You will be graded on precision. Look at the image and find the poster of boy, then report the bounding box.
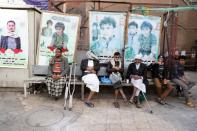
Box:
[0,9,28,68]
[124,14,161,67]
[38,11,81,65]
[89,11,126,63]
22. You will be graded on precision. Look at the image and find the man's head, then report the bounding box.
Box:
[179,56,186,65]
[99,17,116,40]
[158,55,164,63]
[55,48,62,58]
[47,20,53,27]
[55,22,65,35]
[7,20,16,32]
[141,21,153,37]
[174,49,180,60]
[113,52,121,62]
[134,54,142,64]
[128,21,138,36]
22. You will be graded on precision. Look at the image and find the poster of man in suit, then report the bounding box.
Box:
[0,9,28,68]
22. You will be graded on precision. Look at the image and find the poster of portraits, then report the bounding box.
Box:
[89,11,126,63]
[0,9,28,68]
[37,12,81,65]
[124,14,161,67]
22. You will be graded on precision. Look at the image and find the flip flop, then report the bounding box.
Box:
[186,101,195,108]
[129,99,134,104]
[84,101,94,108]
[156,98,165,105]
[113,102,120,108]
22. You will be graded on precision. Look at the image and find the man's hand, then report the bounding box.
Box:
[86,66,93,71]
[131,75,142,80]
[180,77,189,84]
[52,74,61,80]
[86,67,96,74]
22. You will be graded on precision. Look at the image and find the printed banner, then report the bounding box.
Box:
[37,12,80,65]
[23,0,48,10]
[124,14,161,67]
[0,9,28,68]
[89,11,126,63]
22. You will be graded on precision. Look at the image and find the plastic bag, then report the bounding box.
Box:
[100,76,112,84]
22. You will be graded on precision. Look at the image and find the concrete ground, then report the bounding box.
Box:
[0,71,197,131]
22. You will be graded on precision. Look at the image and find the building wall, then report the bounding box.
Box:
[176,10,197,50]
[63,0,197,52]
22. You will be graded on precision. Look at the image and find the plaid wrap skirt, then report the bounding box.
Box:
[46,77,66,97]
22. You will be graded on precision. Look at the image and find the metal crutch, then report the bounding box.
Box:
[68,63,77,111]
[141,92,153,114]
[64,63,73,110]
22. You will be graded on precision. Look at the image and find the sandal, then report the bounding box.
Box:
[123,97,128,103]
[156,98,165,105]
[186,101,195,108]
[129,98,134,104]
[84,101,94,108]
[113,102,120,108]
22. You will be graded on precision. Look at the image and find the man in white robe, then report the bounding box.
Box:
[126,55,147,108]
[80,51,100,107]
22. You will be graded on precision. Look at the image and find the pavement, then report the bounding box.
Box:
[0,71,197,131]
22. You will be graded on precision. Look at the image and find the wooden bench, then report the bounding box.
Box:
[24,65,48,98]
[23,65,86,100]
[23,65,154,100]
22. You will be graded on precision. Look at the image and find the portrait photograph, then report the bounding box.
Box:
[0,9,28,68]
[89,11,126,63]
[124,13,161,67]
[37,11,81,65]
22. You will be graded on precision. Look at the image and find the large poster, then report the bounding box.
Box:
[89,11,126,63]
[0,9,28,68]
[124,14,161,67]
[37,12,81,65]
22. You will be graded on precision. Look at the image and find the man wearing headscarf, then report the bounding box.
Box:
[80,51,100,107]
[107,52,127,108]
[126,55,147,108]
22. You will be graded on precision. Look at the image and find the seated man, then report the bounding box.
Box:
[126,55,147,108]
[107,52,127,108]
[46,48,70,100]
[171,56,196,107]
[81,51,100,108]
[152,55,173,105]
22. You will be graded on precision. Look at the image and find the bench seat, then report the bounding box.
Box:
[24,65,154,101]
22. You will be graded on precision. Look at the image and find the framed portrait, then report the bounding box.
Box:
[37,11,81,65]
[89,11,126,63]
[124,13,161,67]
[0,9,28,68]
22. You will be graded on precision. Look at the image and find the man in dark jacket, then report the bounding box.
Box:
[81,51,100,108]
[126,55,147,108]
[152,55,173,105]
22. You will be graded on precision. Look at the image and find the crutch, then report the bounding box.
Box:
[141,92,153,114]
[68,63,77,111]
[64,63,73,110]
